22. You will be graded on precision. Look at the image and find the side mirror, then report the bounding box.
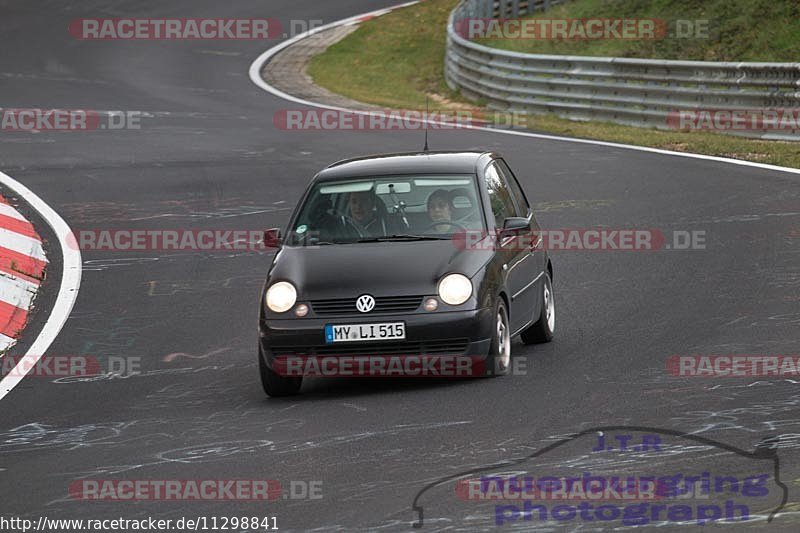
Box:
[263,228,281,248]
[502,217,530,233]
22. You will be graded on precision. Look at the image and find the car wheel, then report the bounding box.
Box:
[521,273,555,344]
[259,346,302,397]
[486,298,511,376]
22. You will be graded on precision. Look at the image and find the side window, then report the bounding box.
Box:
[484,162,517,228]
[497,159,529,216]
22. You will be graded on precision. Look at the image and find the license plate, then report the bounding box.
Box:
[325,322,405,343]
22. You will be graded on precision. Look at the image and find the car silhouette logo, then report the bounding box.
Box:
[356,295,376,313]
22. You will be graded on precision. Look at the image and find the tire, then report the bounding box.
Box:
[485,298,511,377]
[520,273,555,344]
[259,346,302,397]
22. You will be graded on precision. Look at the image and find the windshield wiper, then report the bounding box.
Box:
[299,240,353,246]
[357,234,451,242]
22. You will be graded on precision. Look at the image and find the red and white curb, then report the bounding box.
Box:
[0,170,81,401]
[0,196,47,352]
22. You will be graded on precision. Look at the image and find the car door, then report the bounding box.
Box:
[484,160,537,333]
[497,158,545,329]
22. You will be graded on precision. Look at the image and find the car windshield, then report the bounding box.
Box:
[286,175,485,245]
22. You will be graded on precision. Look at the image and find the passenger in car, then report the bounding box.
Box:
[427,189,454,233]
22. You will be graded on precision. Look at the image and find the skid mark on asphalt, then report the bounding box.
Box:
[38,421,479,507]
[156,440,276,463]
[0,71,111,85]
[341,403,366,412]
[197,49,242,56]
[129,205,290,221]
[162,346,232,362]
[69,316,142,358]
[129,383,259,412]
[685,339,799,351]
[671,398,800,435]
[51,364,239,384]
[558,370,800,444]
[703,312,800,327]
[272,421,472,455]
[533,199,616,212]
[82,257,162,271]
[34,416,306,479]
[496,442,719,474]
[83,250,273,271]
[0,138,56,145]
[61,198,290,224]
[683,211,800,224]
[35,419,471,479]
[0,421,153,453]
[46,438,281,504]
[145,273,263,296]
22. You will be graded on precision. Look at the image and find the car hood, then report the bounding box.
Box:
[269,240,493,299]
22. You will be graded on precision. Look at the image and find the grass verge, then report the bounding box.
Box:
[479,0,800,61]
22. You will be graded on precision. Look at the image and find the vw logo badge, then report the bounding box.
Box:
[356,294,376,313]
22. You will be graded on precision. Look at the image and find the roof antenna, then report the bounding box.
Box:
[423,96,430,152]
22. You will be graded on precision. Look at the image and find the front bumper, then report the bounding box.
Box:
[259,308,493,371]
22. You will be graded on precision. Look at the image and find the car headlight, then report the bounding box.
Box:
[265,281,297,313]
[437,273,472,306]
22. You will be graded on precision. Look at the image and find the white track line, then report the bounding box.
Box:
[0,171,82,401]
[248,1,800,177]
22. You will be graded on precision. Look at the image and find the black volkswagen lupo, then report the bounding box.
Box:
[258,152,554,396]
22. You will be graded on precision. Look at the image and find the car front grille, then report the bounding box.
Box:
[310,295,423,316]
[272,339,470,357]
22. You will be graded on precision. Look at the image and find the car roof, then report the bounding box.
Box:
[314,151,494,182]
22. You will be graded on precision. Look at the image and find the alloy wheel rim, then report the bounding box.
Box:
[496,307,510,369]
[545,283,555,333]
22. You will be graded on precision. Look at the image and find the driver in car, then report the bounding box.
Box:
[427,189,454,233]
[346,190,387,237]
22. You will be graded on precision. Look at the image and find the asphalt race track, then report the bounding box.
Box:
[0,0,799,530]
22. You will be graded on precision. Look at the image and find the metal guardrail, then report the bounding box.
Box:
[445,0,800,140]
